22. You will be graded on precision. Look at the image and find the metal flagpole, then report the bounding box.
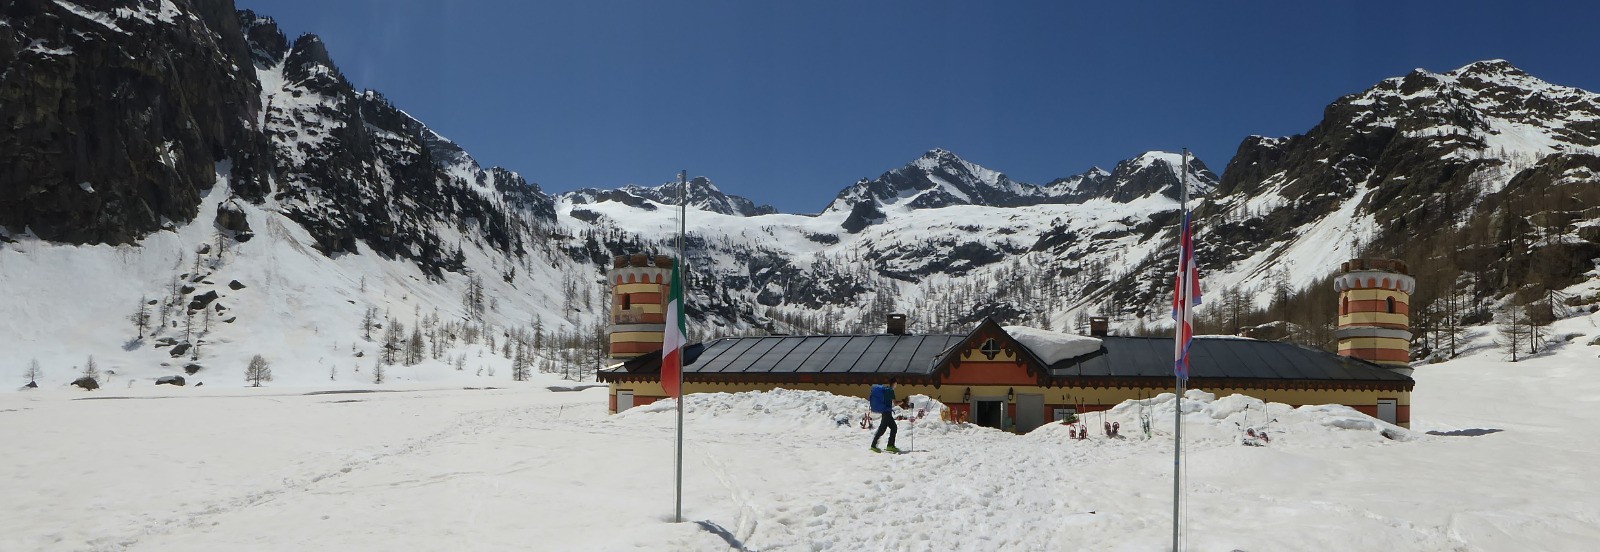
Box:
[1173,149,1188,552]
[675,169,687,523]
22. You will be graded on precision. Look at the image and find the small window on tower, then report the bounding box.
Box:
[621,294,632,310]
[1342,297,1349,315]
[1386,297,1395,314]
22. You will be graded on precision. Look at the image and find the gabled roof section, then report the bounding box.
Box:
[932,318,1052,387]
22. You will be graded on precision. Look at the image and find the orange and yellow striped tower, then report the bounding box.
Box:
[608,254,673,360]
[1334,259,1414,376]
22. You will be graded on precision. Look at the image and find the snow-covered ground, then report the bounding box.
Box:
[3,312,1598,551]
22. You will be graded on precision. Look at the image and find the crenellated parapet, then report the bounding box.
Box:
[608,254,674,359]
[1335,259,1413,375]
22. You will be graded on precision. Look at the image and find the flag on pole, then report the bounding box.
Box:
[661,262,687,397]
[1172,209,1202,380]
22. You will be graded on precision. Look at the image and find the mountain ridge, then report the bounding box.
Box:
[2,0,1597,388]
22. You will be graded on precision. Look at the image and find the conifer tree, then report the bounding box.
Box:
[130,296,151,339]
[245,355,273,387]
[361,307,376,341]
[407,326,424,366]
[24,359,42,386]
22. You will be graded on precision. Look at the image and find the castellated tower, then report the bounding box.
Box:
[1334,259,1415,376]
[608,254,674,360]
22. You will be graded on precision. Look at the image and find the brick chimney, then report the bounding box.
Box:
[886,314,907,335]
[1089,316,1109,337]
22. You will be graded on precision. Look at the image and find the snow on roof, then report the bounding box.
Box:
[1003,325,1102,364]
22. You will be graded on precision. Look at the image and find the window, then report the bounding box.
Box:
[980,338,1001,360]
[1386,297,1395,314]
[1342,296,1349,315]
[621,294,632,310]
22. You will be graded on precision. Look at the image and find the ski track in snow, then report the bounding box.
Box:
[88,397,544,551]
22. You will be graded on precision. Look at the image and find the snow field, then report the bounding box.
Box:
[2,307,1599,551]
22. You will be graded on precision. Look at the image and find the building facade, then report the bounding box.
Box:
[598,256,1417,430]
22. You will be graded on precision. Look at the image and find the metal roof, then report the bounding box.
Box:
[687,334,967,375]
[600,325,1411,385]
[1046,336,1411,382]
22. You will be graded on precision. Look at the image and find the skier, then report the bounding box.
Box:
[869,377,899,453]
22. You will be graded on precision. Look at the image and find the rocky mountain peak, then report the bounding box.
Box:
[239,10,288,66]
[561,176,775,217]
[1059,151,1218,204]
[825,149,1022,216]
[284,34,348,93]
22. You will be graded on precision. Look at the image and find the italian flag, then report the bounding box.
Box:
[661,263,687,397]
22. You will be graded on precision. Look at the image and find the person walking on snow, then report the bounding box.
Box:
[869,378,899,453]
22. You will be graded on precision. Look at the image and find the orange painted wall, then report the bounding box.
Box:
[943,360,1036,385]
[610,341,666,355]
[1337,348,1410,363]
[1348,404,1410,425]
[614,395,662,411]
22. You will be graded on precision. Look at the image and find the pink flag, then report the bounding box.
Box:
[1172,210,1202,380]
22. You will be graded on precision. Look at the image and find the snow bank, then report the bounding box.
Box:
[1030,390,1421,447]
[616,388,957,434]
[1004,325,1102,363]
[623,387,1418,448]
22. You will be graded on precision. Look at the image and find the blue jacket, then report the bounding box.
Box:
[869,384,895,413]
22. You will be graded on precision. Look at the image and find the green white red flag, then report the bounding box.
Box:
[661,263,686,397]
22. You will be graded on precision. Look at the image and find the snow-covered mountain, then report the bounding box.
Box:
[563,176,775,218]
[2,0,1597,388]
[563,148,1220,334]
[1197,59,1600,316]
[823,148,1217,233]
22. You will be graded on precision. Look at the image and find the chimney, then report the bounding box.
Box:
[1088,316,1109,337]
[886,314,907,335]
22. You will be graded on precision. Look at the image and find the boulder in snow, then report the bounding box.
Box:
[188,290,218,311]
[228,280,246,290]
[170,343,191,358]
[72,377,99,390]
[156,375,186,386]
[215,201,251,233]
[184,364,203,375]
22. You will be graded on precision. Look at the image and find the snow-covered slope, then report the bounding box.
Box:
[4,311,1597,550]
[1,163,606,390]
[1200,59,1600,317]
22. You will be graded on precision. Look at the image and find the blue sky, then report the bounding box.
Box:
[240,0,1600,214]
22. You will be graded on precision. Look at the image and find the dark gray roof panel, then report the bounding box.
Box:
[850,337,894,373]
[822,337,874,373]
[775,336,829,373]
[683,334,963,376]
[702,338,761,373]
[752,337,806,371]
[798,336,852,373]
[1045,336,1409,382]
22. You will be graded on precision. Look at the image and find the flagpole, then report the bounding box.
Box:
[675,170,687,524]
[1173,149,1188,552]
